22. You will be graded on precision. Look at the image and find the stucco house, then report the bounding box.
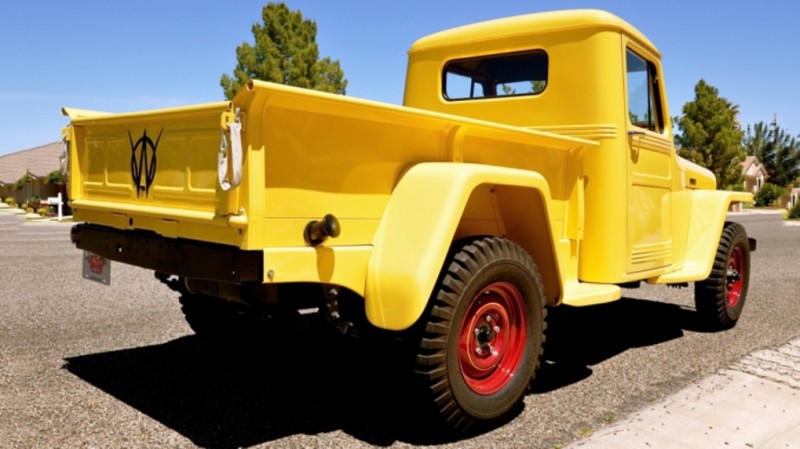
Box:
[784,187,800,210]
[0,142,64,204]
[742,155,768,195]
[739,155,799,211]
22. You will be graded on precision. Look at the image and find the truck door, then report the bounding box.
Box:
[624,47,673,274]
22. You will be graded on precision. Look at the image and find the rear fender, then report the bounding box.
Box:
[365,162,560,330]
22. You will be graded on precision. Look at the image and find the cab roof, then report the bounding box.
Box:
[409,9,659,57]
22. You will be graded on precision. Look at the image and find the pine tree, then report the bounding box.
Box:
[220,2,347,100]
[745,120,800,187]
[763,124,800,187]
[744,121,770,160]
[675,80,745,189]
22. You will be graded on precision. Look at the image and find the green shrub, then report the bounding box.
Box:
[46,170,64,184]
[755,183,784,207]
[37,207,49,217]
[729,182,744,192]
[789,201,800,219]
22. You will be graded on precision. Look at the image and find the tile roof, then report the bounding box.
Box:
[742,155,768,178]
[0,142,63,184]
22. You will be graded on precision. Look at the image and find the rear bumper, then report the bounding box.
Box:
[71,223,263,283]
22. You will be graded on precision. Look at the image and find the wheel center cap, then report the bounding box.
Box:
[476,324,495,347]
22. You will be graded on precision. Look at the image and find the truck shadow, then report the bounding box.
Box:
[533,296,703,393]
[63,296,703,448]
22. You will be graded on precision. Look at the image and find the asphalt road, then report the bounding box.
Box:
[1,211,798,448]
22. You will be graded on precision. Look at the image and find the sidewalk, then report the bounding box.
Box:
[566,339,800,449]
[729,208,799,226]
[0,203,72,223]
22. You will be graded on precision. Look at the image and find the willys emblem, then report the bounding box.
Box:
[128,129,163,198]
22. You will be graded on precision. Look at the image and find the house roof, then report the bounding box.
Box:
[0,142,63,185]
[742,155,768,178]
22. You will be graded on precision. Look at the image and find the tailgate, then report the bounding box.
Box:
[63,102,245,247]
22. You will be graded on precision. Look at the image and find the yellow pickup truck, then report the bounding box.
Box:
[65,9,755,431]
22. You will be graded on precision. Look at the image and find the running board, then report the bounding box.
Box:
[561,281,622,307]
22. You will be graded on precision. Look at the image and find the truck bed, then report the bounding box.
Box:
[64,81,594,254]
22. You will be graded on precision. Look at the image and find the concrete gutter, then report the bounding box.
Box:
[566,339,800,449]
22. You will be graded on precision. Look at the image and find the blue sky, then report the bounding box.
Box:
[1,0,798,155]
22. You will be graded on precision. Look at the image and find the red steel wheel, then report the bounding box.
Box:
[726,246,745,308]
[458,281,527,395]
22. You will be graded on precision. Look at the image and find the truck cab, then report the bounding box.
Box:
[404,9,725,286]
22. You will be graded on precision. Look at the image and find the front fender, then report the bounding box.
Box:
[365,162,555,330]
[652,189,754,284]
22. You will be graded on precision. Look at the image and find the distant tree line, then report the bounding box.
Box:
[674,80,799,212]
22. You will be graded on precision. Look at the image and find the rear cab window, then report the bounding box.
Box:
[443,51,548,101]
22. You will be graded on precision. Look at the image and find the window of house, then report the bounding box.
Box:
[443,51,548,101]
[626,49,663,132]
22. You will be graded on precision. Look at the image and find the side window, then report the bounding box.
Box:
[626,49,663,132]
[443,51,548,101]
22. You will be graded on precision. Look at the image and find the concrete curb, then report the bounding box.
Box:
[728,209,788,217]
[730,208,799,225]
[566,339,800,449]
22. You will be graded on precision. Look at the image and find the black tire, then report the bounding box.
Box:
[694,222,751,330]
[179,294,249,344]
[415,237,547,432]
[179,294,301,345]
